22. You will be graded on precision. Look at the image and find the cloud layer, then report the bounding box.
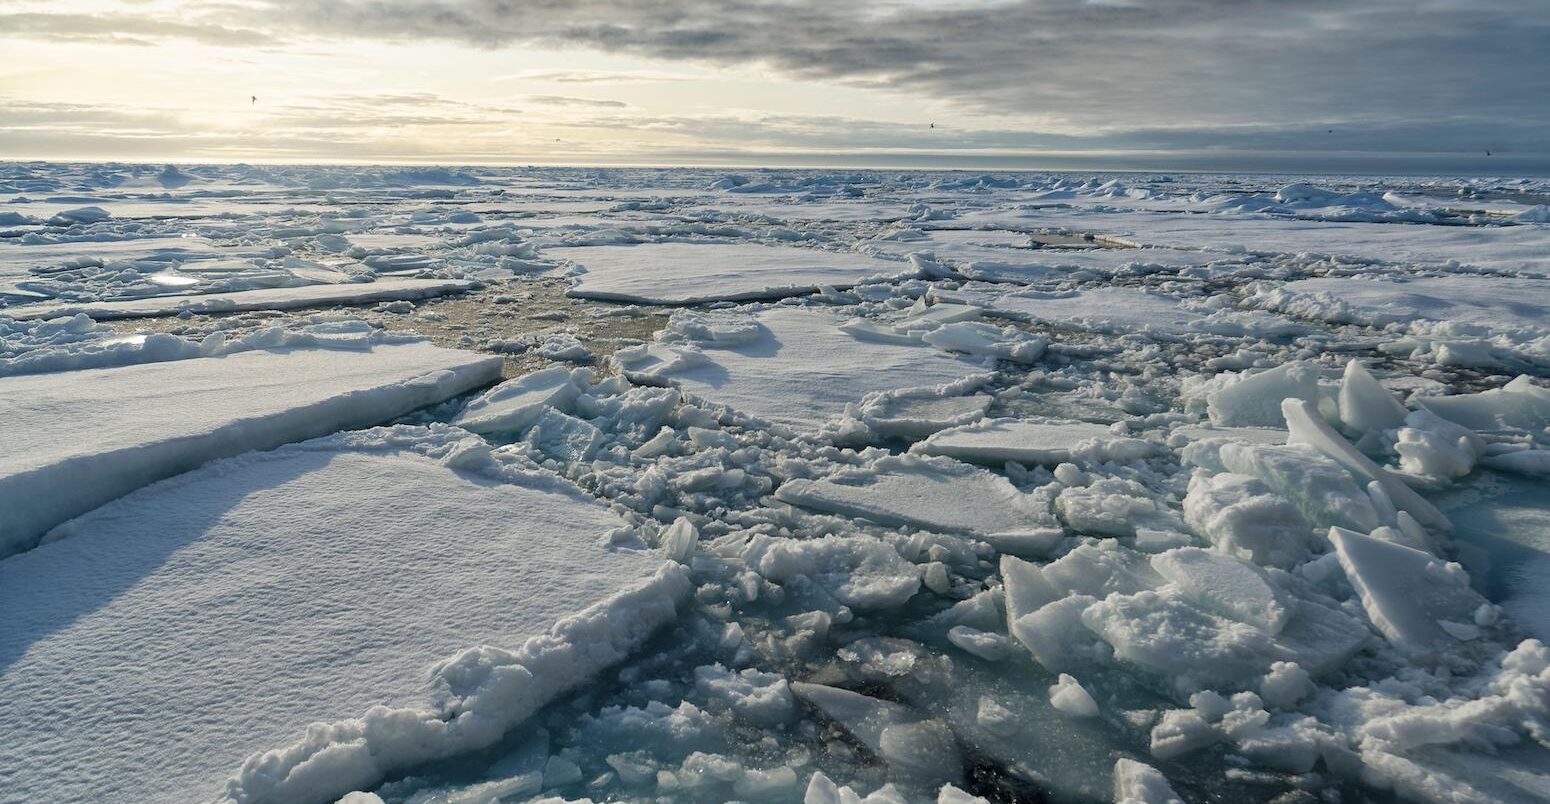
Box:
[2,0,1546,169]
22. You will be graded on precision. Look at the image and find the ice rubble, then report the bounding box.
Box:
[0,340,500,558]
[557,242,915,303]
[0,426,685,803]
[4,277,475,320]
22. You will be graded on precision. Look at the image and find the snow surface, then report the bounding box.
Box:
[0,341,501,557]
[0,426,683,803]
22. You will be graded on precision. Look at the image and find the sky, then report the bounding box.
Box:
[1,0,1546,173]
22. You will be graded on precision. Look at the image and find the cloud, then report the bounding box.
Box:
[0,11,276,47]
[524,95,629,108]
[499,69,695,84]
[3,1,1546,167]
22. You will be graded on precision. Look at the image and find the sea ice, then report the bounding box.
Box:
[4,277,476,320]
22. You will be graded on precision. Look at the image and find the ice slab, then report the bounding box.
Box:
[915,418,1150,466]
[451,366,589,435]
[1328,526,1488,658]
[0,341,501,557]
[557,242,914,303]
[619,307,991,429]
[1418,375,1550,432]
[4,277,476,320]
[774,454,1053,538]
[947,286,1200,334]
[0,427,682,803]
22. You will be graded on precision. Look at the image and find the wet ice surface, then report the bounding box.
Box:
[4,163,1550,804]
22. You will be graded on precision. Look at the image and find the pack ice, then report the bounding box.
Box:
[6,163,1550,804]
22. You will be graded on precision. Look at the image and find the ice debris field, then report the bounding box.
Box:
[3,163,1550,804]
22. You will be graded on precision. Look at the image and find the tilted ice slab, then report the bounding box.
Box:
[774,454,1056,542]
[3,277,476,320]
[556,242,915,304]
[0,235,255,278]
[915,418,1152,467]
[621,307,992,429]
[0,341,501,558]
[0,427,685,804]
[1269,276,1550,336]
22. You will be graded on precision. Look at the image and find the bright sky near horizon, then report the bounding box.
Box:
[2,0,1546,172]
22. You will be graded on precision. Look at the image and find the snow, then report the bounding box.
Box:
[0,341,501,558]
[0,426,685,804]
[5,277,476,320]
[557,242,915,303]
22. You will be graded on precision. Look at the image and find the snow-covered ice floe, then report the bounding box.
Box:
[0,425,687,803]
[557,242,915,304]
[5,164,1550,804]
[3,277,476,320]
[0,340,500,557]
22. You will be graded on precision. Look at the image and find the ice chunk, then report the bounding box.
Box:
[745,533,921,610]
[451,366,589,435]
[790,683,962,785]
[916,418,1151,467]
[523,407,604,463]
[1282,398,1451,532]
[1327,526,1489,658]
[1048,673,1100,718]
[1206,361,1321,427]
[5,277,476,320]
[1338,360,1409,436]
[694,665,796,725]
[1182,471,1313,569]
[774,454,1052,538]
[559,242,914,304]
[854,386,993,441]
[1082,589,1283,691]
[1184,438,1380,532]
[1151,547,1293,634]
[920,321,1047,363]
[0,426,685,803]
[1113,758,1185,804]
[0,341,500,559]
[1418,375,1550,432]
[1055,478,1187,538]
